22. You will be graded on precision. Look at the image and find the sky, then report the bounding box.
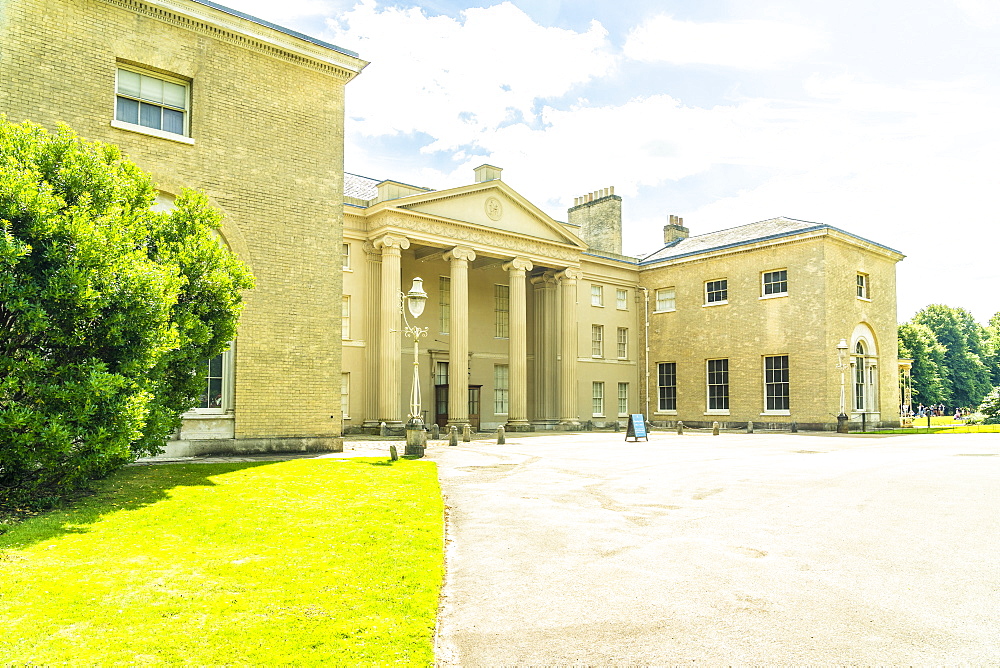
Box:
[220,0,1000,325]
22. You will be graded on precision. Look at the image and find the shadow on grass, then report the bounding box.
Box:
[0,461,274,552]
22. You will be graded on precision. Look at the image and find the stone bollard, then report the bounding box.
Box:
[712,421,720,436]
[379,421,388,437]
[746,420,754,434]
[497,425,506,444]
[791,422,798,433]
[449,425,458,446]
[431,423,440,440]
[462,424,472,442]
[613,420,620,432]
[676,420,684,435]
[389,445,399,461]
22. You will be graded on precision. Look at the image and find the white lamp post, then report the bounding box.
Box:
[402,278,428,456]
[836,338,850,433]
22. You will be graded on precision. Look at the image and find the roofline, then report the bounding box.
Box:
[188,0,359,57]
[638,223,904,266]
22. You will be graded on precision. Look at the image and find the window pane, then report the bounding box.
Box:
[139,73,163,103]
[658,362,677,411]
[162,108,184,135]
[162,81,186,108]
[139,102,161,130]
[208,378,223,408]
[209,354,223,377]
[117,69,141,97]
[116,96,139,124]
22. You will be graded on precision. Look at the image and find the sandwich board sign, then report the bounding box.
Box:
[626,414,648,441]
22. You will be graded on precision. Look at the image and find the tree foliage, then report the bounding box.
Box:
[0,118,253,508]
[978,386,1000,425]
[909,305,992,409]
[897,322,948,406]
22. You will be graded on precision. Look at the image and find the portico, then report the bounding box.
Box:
[344,167,595,432]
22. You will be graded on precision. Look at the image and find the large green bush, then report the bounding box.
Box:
[0,118,253,508]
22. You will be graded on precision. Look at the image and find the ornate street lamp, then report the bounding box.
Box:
[836,338,850,433]
[402,278,428,456]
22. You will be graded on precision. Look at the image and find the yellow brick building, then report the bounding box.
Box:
[3,0,904,450]
[1,0,367,454]
[342,168,904,432]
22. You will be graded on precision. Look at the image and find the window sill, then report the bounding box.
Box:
[655,410,678,415]
[761,410,791,416]
[591,304,605,308]
[110,119,195,145]
[857,296,872,302]
[183,410,233,418]
[705,410,730,415]
[652,309,676,314]
[592,414,606,418]
[703,301,728,308]
[759,293,788,300]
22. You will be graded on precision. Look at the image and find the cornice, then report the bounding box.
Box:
[366,210,582,264]
[99,0,368,82]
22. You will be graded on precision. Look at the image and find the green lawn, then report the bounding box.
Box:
[0,457,443,665]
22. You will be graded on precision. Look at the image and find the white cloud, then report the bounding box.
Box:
[952,0,1000,27]
[325,0,615,154]
[622,14,826,69]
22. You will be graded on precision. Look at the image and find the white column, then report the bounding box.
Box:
[556,267,581,428]
[503,257,533,430]
[362,241,381,427]
[373,234,410,425]
[444,246,476,427]
[531,270,559,425]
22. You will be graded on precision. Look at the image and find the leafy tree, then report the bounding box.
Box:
[897,322,948,406]
[911,305,991,409]
[977,386,1000,425]
[0,118,253,508]
[983,312,1000,386]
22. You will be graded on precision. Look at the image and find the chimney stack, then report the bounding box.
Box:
[568,186,621,255]
[663,214,689,244]
[474,164,503,183]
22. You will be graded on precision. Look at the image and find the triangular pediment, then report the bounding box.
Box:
[390,182,585,248]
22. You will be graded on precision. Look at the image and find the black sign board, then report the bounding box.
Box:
[626,414,648,441]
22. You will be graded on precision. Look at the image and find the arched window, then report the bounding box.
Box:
[854,341,867,412]
[850,325,879,416]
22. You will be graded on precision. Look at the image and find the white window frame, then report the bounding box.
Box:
[494,364,509,415]
[618,382,629,417]
[592,381,605,417]
[657,362,677,413]
[705,279,728,306]
[706,358,730,414]
[591,325,604,358]
[857,273,870,300]
[342,295,351,340]
[341,372,350,419]
[591,284,604,307]
[112,65,194,144]
[617,327,628,359]
[761,269,787,299]
[435,361,449,386]
[190,344,234,415]
[342,243,351,270]
[763,355,790,415]
[495,284,510,339]
[616,288,628,310]
[654,288,676,313]
[439,276,450,334]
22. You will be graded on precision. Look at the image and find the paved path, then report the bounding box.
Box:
[427,431,1000,665]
